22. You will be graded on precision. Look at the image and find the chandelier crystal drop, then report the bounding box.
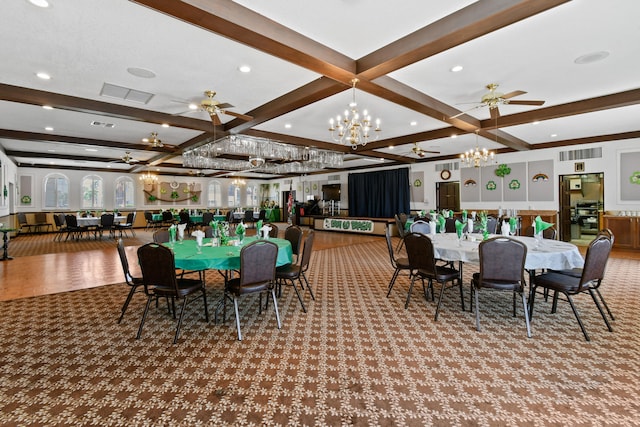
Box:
[328,78,381,149]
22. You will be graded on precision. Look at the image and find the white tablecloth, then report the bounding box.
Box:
[76,216,126,227]
[429,233,584,271]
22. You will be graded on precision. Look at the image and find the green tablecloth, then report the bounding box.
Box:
[170,236,292,271]
[152,213,203,223]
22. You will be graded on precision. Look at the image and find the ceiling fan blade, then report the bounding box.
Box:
[216,102,234,109]
[501,90,527,99]
[221,110,254,121]
[507,100,545,106]
[449,105,481,119]
[490,106,501,120]
[210,112,222,126]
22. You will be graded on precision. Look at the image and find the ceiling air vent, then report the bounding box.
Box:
[328,174,340,182]
[559,147,602,161]
[100,82,154,104]
[90,120,115,128]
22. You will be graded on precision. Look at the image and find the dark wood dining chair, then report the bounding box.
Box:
[136,243,209,344]
[284,225,303,263]
[530,235,613,341]
[275,230,316,312]
[471,237,531,337]
[116,238,143,324]
[403,232,462,320]
[224,240,280,340]
[384,224,411,298]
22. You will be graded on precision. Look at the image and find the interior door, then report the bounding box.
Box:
[437,182,459,211]
[559,178,572,242]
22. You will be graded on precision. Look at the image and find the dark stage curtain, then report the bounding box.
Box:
[348,168,410,218]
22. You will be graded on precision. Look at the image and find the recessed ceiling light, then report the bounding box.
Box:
[42,105,53,110]
[284,123,292,129]
[574,51,609,65]
[85,148,98,152]
[142,138,149,143]
[550,133,558,138]
[532,121,540,125]
[238,65,251,73]
[410,121,417,126]
[49,161,55,165]
[28,0,49,8]
[451,134,457,139]
[45,126,54,131]
[126,67,156,78]
[188,103,198,110]
[388,146,394,150]
[450,65,463,72]
[47,149,55,152]
[36,72,51,80]
[161,123,169,128]
[107,165,112,168]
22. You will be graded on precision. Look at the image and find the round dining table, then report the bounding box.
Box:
[169,236,293,271]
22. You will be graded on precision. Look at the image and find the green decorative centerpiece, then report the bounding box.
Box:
[479,211,489,240]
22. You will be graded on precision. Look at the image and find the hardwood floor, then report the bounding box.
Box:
[0,227,380,302]
[0,226,636,302]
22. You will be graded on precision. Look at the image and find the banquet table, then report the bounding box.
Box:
[170,236,293,271]
[429,233,584,271]
[76,215,126,227]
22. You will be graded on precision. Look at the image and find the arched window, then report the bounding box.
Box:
[43,173,69,209]
[115,177,135,209]
[228,184,241,207]
[207,180,222,207]
[246,184,257,207]
[81,175,104,209]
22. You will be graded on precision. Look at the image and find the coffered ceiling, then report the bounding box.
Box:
[1,0,639,179]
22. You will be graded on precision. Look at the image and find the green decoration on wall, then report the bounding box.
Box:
[486,180,497,191]
[508,179,521,190]
[495,164,511,177]
[630,172,640,185]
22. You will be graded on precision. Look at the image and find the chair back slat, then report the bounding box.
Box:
[284,225,303,258]
[298,231,315,272]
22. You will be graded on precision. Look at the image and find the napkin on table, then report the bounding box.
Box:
[429,220,437,236]
[467,218,473,234]
[509,217,518,234]
[534,215,554,235]
[191,229,205,246]
[455,219,465,239]
[462,210,468,222]
[501,220,510,236]
[177,223,186,240]
[437,215,446,233]
[261,225,272,239]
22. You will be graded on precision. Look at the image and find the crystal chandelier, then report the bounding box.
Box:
[461,131,495,168]
[139,171,158,184]
[328,78,381,149]
[182,134,343,174]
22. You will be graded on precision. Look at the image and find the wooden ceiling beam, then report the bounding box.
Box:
[481,88,640,129]
[132,0,356,84]
[357,0,570,79]
[0,129,174,153]
[0,84,214,132]
[225,78,347,134]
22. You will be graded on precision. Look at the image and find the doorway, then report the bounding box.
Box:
[559,173,604,244]
[436,182,460,212]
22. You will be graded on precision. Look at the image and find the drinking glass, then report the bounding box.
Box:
[196,239,203,253]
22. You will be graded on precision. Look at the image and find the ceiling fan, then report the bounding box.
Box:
[401,142,440,158]
[142,132,176,149]
[176,90,253,126]
[109,151,139,165]
[450,83,545,119]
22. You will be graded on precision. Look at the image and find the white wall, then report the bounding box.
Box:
[7,137,640,215]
